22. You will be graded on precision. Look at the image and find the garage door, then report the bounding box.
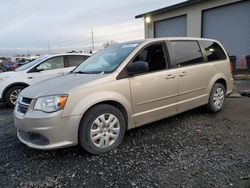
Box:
[154,15,187,37]
[202,1,250,65]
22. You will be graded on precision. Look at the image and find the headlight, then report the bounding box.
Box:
[34,95,68,113]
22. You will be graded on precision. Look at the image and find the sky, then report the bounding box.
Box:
[0,0,184,56]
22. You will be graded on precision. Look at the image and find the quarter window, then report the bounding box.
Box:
[133,43,167,72]
[171,41,203,66]
[66,55,89,67]
[199,41,227,61]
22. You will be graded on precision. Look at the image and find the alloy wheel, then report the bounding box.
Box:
[10,89,22,105]
[213,87,224,109]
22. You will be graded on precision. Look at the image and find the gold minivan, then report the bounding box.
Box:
[14,38,233,154]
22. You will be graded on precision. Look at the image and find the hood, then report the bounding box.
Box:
[0,71,23,77]
[20,73,109,98]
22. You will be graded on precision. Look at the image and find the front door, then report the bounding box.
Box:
[129,42,178,126]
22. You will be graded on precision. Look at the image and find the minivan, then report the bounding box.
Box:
[14,38,233,154]
[0,54,90,107]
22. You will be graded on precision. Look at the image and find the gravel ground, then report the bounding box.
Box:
[0,97,250,188]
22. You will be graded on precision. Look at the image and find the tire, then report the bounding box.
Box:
[5,86,25,107]
[79,104,126,155]
[206,83,226,112]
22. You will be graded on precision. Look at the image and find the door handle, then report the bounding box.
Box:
[179,72,187,77]
[165,74,175,79]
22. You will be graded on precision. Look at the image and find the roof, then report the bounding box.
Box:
[45,53,92,58]
[141,37,220,43]
[135,0,202,18]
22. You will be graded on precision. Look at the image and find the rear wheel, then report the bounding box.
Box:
[5,86,25,107]
[79,104,126,155]
[207,83,226,112]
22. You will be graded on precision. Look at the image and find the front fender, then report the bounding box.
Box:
[63,91,134,129]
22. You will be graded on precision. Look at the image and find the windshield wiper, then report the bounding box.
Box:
[73,71,104,74]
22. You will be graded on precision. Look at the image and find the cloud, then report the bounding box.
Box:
[0,0,184,55]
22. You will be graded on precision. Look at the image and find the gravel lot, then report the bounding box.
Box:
[0,96,250,187]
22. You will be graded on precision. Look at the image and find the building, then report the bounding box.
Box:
[135,0,250,65]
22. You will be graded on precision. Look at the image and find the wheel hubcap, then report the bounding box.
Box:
[90,113,120,148]
[10,89,22,105]
[213,87,224,109]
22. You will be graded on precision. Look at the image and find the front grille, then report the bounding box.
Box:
[17,103,29,114]
[16,97,32,115]
[22,97,32,105]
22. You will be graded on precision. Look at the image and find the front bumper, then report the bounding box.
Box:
[14,109,82,150]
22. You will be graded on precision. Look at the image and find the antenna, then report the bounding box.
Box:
[91,29,95,51]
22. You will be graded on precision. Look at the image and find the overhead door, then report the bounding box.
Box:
[154,15,187,37]
[202,1,250,65]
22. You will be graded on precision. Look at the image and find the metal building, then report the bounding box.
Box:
[135,0,250,65]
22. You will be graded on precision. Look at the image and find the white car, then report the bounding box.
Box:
[0,54,91,107]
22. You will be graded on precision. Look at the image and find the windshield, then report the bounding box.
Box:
[73,42,140,74]
[15,56,47,71]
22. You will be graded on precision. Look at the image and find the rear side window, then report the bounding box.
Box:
[171,41,203,66]
[66,55,89,67]
[199,41,227,62]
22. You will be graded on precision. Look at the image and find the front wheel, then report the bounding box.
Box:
[206,83,226,112]
[5,86,25,107]
[79,104,126,155]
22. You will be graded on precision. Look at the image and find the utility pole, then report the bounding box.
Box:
[91,29,95,52]
[48,41,51,54]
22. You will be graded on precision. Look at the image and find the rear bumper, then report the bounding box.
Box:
[227,77,234,95]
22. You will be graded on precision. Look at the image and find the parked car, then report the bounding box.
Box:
[0,64,6,73]
[11,61,27,70]
[0,54,91,107]
[1,60,15,71]
[14,38,233,154]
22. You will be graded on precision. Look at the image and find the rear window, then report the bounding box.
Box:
[199,41,227,62]
[67,55,89,67]
[171,41,203,67]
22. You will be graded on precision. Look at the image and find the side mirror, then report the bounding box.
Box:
[127,61,149,76]
[36,66,44,72]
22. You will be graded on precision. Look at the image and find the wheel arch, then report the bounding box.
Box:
[3,82,29,100]
[207,74,227,101]
[214,78,227,91]
[80,100,129,130]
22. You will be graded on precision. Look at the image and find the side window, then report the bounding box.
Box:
[67,55,89,67]
[39,56,64,70]
[133,43,167,72]
[171,41,203,67]
[199,41,227,62]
